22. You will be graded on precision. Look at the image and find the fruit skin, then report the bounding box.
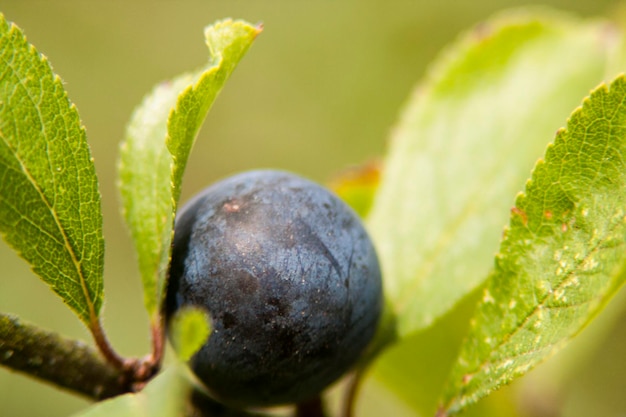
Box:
[165,170,383,408]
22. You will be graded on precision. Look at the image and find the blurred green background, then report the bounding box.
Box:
[1,1,625,416]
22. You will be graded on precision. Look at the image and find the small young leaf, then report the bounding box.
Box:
[0,14,104,325]
[329,161,381,218]
[72,366,190,417]
[439,75,626,416]
[119,20,261,317]
[366,10,615,338]
[169,307,211,362]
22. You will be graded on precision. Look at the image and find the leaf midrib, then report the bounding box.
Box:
[446,205,626,408]
[0,130,96,322]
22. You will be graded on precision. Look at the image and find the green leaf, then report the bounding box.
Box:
[368,289,481,416]
[439,75,626,416]
[0,14,104,325]
[72,366,190,417]
[119,19,261,316]
[366,9,615,338]
[169,306,211,361]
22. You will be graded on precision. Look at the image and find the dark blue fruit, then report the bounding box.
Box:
[165,170,383,408]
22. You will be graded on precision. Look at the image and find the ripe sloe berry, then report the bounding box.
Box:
[165,170,383,408]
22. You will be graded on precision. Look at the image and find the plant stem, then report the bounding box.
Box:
[0,313,130,400]
[435,408,448,417]
[126,317,164,391]
[187,389,270,417]
[151,317,165,361]
[295,396,327,417]
[89,314,163,389]
[342,372,362,417]
[90,316,129,371]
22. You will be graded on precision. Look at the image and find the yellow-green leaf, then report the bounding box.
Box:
[330,161,381,218]
[118,19,261,317]
[169,306,211,362]
[367,10,615,338]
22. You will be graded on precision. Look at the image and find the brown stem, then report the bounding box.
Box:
[128,317,165,390]
[0,313,131,400]
[435,408,448,417]
[295,395,327,417]
[149,315,165,370]
[0,311,317,417]
[342,372,363,417]
[187,389,270,417]
[89,314,165,388]
[90,317,130,371]
[152,319,164,358]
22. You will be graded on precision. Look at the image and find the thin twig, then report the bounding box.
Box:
[435,407,448,417]
[0,312,130,400]
[342,372,363,417]
[295,395,327,417]
[129,318,165,391]
[150,316,165,367]
[89,316,130,371]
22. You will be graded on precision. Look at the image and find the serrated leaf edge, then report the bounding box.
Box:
[439,75,626,415]
[0,14,103,325]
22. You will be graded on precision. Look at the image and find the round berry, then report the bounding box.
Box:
[165,170,382,408]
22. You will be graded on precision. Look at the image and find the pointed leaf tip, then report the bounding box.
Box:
[119,19,259,317]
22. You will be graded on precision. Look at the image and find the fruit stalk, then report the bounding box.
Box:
[295,396,328,417]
